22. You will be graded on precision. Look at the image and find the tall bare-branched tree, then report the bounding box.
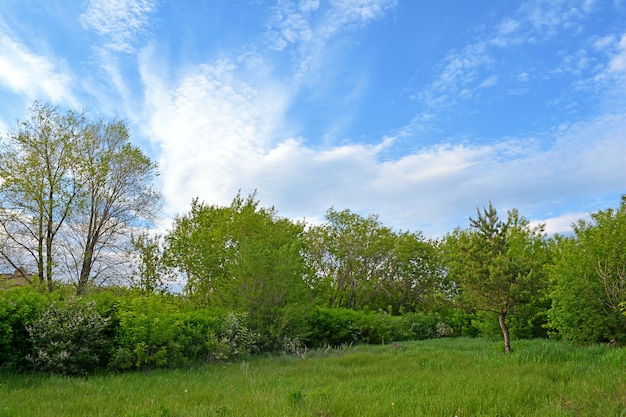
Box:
[72,119,160,295]
[0,102,84,290]
[0,101,160,294]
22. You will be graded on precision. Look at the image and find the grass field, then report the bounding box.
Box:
[1,337,624,417]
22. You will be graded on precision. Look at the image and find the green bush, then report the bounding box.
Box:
[357,311,447,343]
[111,296,188,370]
[304,307,451,347]
[0,287,50,370]
[27,298,110,375]
[306,307,361,347]
[2,286,461,375]
[111,295,260,369]
[404,312,445,340]
[438,308,480,337]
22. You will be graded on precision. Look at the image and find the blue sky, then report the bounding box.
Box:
[0,0,624,237]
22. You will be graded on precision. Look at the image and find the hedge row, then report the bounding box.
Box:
[0,287,455,375]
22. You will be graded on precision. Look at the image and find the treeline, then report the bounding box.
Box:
[0,102,625,375]
[1,192,624,375]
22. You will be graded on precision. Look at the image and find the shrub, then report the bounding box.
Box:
[111,296,186,370]
[306,307,361,347]
[0,287,50,370]
[357,311,447,343]
[357,310,393,344]
[27,298,110,375]
[404,312,441,340]
[111,295,260,369]
[206,312,260,362]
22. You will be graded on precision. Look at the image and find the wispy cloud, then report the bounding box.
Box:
[139,0,399,219]
[139,51,291,216]
[265,0,395,79]
[133,1,624,237]
[80,0,156,53]
[0,33,75,105]
[267,0,395,50]
[607,33,626,74]
[418,0,602,112]
[141,31,625,236]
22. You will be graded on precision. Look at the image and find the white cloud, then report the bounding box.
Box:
[0,34,75,105]
[420,1,601,111]
[608,33,626,73]
[421,41,491,109]
[266,0,395,78]
[135,0,623,238]
[531,212,589,235]
[139,52,291,216]
[142,33,626,236]
[80,0,156,53]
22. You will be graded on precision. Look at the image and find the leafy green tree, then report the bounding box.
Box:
[444,203,548,352]
[385,231,445,313]
[547,196,626,343]
[0,102,85,290]
[165,192,309,326]
[164,198,231,299]
[305,208,441,312]
[130,232,175,294]
[305,208,395,310]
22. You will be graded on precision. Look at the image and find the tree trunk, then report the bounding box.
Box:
[499,310,511,353]
[77,241,95,296]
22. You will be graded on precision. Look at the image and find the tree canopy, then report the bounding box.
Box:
[0,101,160,294]
[443,203,549,352]
[547,196,626,343]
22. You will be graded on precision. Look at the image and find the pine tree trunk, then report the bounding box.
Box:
[499,310,511,353]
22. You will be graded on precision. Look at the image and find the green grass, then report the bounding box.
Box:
[1,338,625,416]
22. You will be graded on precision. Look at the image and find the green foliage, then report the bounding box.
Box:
[205,312,261,362]
[112,296,195,369]
[305,208,444,312]
[443,203,550,351]
[130,233,174,294]
[165,192,309,323]
[0,286,50,369]
[437,307,480,337]
[27,298,111,375]
[547,197,626,343]
[303,306,450,347]
[305,307,362,347]
[110,294,262,370]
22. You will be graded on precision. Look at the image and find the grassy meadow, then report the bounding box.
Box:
[1,337,624,417]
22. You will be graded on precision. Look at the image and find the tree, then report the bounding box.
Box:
[443,203,548,353]
[165,192,309,325]
[130,232,175,294]
[0,102,84,291]
[0,101,160,293]
[547,196,626,343]
[305,208,394,309]
[72,119,160,295]
[163,198,232,301]
[304,208,442,312]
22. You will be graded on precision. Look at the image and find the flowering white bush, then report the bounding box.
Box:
[206,312,260,362]
[27,299,110,375]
